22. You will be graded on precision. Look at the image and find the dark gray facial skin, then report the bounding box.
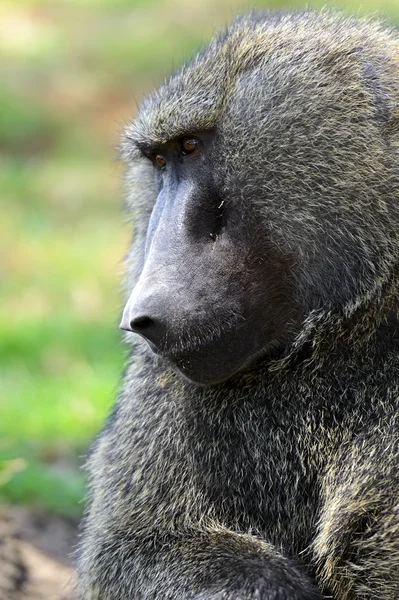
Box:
[120,133,302,385]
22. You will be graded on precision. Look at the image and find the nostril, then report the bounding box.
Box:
[130,315,154,332]
[120,308,165,347]
[128,314,164,347]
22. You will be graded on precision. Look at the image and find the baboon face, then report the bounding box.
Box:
[120,129,300,385]
[121,17,396,385]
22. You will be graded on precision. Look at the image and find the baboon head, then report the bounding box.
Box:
[120,13,399,385]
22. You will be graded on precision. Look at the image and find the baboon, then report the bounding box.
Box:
[78,11,399,600]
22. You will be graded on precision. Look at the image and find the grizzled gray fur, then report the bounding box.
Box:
[78,11,399,599]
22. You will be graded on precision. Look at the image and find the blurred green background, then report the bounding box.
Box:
[1,0,399,518]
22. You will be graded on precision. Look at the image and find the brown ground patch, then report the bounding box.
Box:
[0,506,78,600]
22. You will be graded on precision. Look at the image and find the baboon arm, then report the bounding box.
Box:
[313,433,399,600]
[79,527,322,600]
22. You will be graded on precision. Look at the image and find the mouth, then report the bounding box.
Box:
[144,329,275,386]
[136,325,239,384]
[129,303,291,385]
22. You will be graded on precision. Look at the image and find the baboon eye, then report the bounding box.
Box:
[181,137,201,156]
[155,154,166,168]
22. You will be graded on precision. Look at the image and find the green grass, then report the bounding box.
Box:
[0,313,122,516]
[0,193,126,514]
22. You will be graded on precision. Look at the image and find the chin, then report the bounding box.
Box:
[173,363,239,386]
[167,345,274,387]
[159,351,241,386]
[146,334,286,387]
